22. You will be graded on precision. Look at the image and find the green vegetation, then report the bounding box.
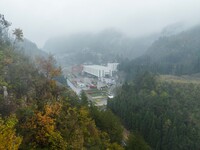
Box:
[126,132,151,150]
[90,105,124,144]
[108,72,200,149]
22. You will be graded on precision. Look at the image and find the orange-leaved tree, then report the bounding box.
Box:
[20,102,67,149]
[36,55,61,80]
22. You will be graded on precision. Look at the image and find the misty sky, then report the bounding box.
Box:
[1,0,200,48]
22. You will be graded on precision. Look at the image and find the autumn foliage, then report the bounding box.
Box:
[0,115,22,150]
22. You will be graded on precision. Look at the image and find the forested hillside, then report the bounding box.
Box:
[19,38,47,59]
[108,72,200,150]
[119,25,200,78]
[44,29,156,65]
[0,15,125,149]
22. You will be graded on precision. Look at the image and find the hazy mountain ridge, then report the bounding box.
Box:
[160,22,189,37]
[44,29,157,65]
[119,24,200,77]
[147,24,200,57]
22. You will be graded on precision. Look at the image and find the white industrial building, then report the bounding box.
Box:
[83,63,118,78]
[107,63,118,71]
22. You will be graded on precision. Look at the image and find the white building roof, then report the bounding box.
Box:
[84,65,109,70]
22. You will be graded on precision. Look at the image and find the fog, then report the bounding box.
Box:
[1,0,200,48]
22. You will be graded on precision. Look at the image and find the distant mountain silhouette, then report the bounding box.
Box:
[43,29,157,65]
[119,25,200,77]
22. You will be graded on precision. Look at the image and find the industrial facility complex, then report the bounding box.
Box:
[83,63,118,78]
[64,63,119,106]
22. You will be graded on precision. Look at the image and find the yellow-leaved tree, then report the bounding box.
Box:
[0,115,22,150]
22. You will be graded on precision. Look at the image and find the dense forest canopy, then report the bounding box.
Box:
[108,72,200,150]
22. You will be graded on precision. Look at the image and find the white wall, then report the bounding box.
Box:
[83,64,118,78]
